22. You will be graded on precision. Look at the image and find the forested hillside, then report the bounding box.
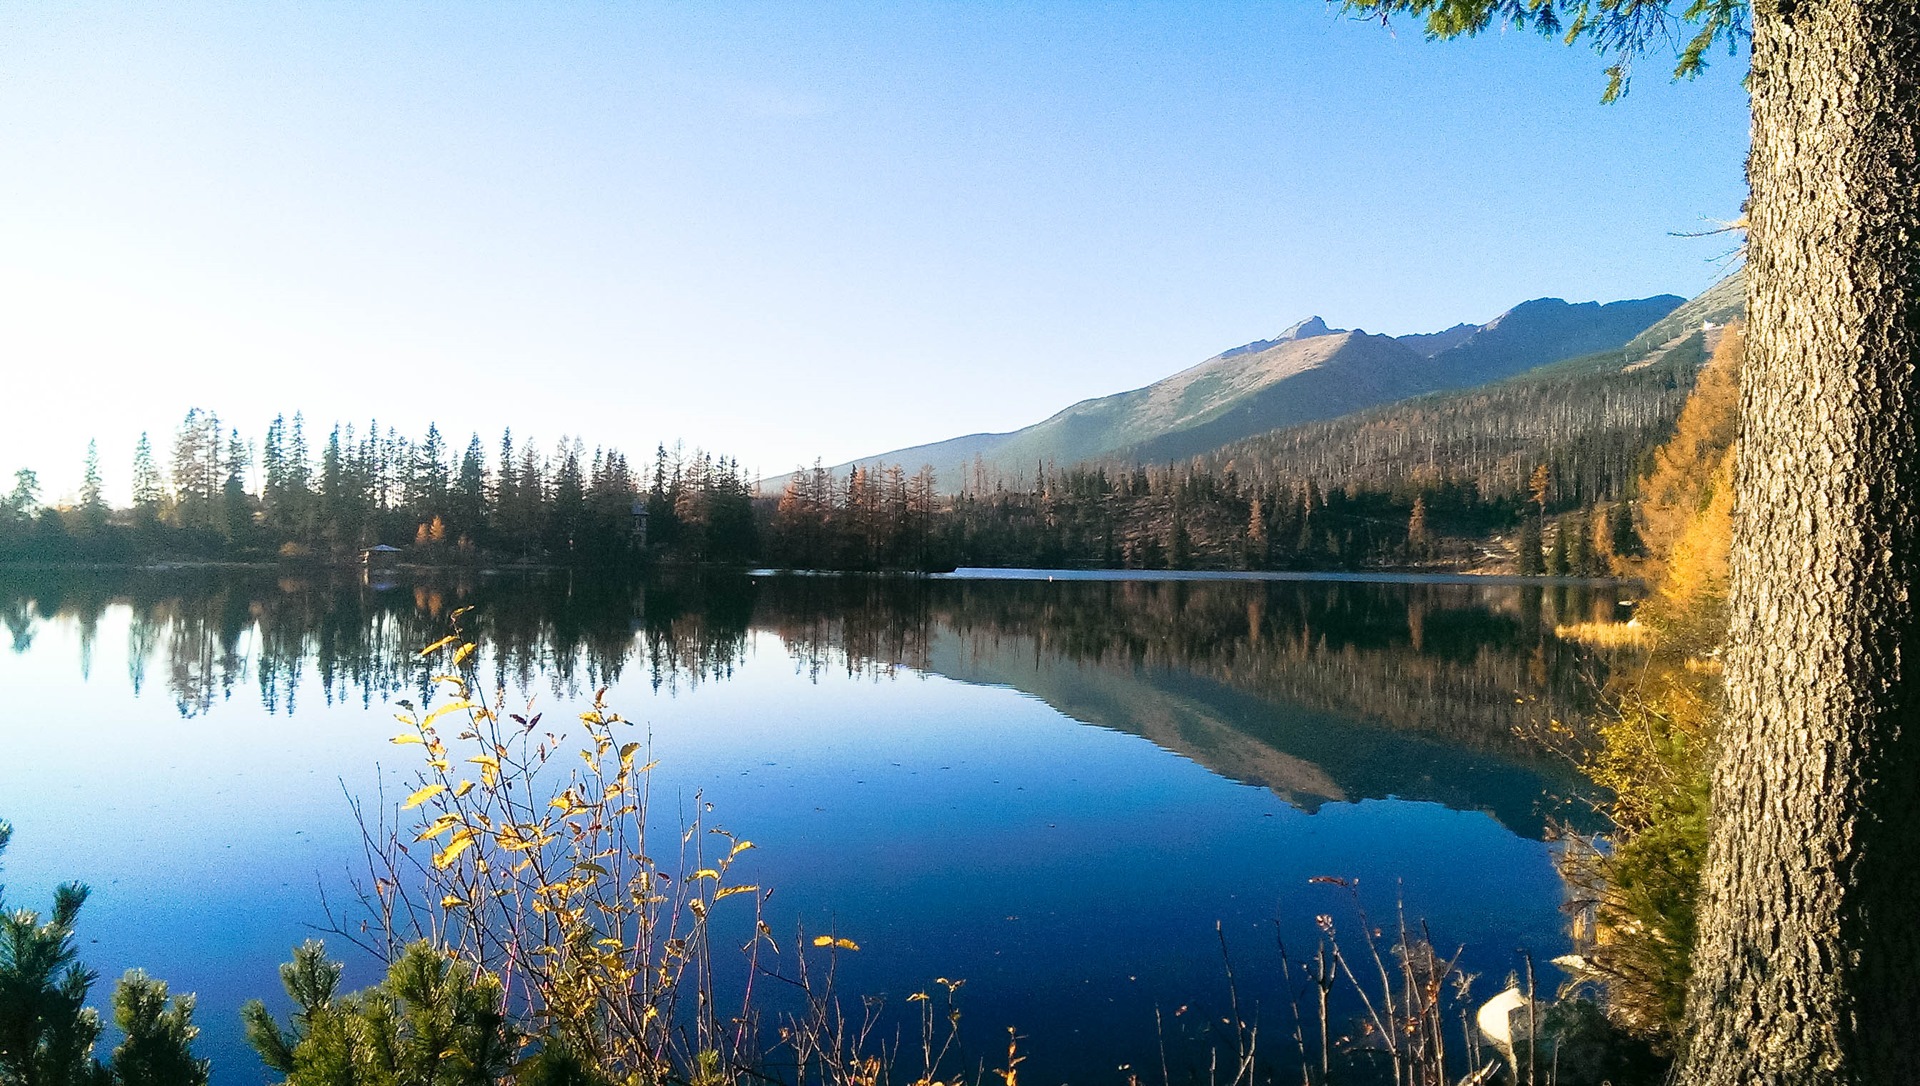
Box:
[765,274,1744,571]
[836,292,1685,492]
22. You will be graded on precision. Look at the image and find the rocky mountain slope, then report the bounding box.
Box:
[832,292,1686,491]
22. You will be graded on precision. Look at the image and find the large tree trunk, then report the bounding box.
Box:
[1680,2,1920,1082]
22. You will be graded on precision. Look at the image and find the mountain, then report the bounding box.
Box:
[1396,322,1479,357]
[1620,268,1745,352]
[1190,269,1747,504]
[830,292,1685,492]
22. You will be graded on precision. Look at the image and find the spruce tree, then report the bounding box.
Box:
[222,430,250,544]
[131,436,163,532]
[1548,519,1570,575]
[1608,500,1641,561]
[453,435,486,543]
[242,942,512,1086]
[262,416,288,529]
[169,410,221,533]
[285,415,313,539]
[0,823,208,1086]
[6,470,40,524]
[78,442,107,536]
[1517,514,1545,576]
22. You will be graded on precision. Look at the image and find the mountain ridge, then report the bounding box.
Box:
[823,290,1686,492]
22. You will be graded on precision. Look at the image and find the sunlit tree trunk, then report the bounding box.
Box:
[1681,2,1920,1082]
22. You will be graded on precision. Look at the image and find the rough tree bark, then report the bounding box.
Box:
[1680,2,1920,1083]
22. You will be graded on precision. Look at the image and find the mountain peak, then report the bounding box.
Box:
[1216,316,1347,361]
[1277,316,1337,342]
[830,287,1691,493]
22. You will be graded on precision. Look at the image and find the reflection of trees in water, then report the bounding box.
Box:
[0,572,1618,757]
[4,595,40,654]
[0,570,755,716]
[757,577,935,683]
[752,577,1620,757]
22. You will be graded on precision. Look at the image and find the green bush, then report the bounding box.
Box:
[0,821,209,1086]
[242,941,515,1086]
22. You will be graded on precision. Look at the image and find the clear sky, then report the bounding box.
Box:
[0,2,1750,503]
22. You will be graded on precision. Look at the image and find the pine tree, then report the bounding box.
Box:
[131,435,163,531]
[79,441,107,535]
[221,430,250,543]
[0,822,209,1086]
[412,424,451,520]
[1517,514,1545,576]
[551,438,585,555]
[285,415,313,538]
[453,435,487,542]
[1168,495,1191,569]
[169,410,224,533]
[261,416,288,528]
[494,430,518,542]
[1608,500,1642,563]
[242,942,510,1086]
[1568,506,1596,577]
[6,469,41,523]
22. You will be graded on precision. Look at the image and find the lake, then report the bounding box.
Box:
[0,567,1628,1084]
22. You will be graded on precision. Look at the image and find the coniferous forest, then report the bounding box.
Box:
[0,333,1706,575]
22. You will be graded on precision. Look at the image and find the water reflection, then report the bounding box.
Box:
[0,568,1621,835]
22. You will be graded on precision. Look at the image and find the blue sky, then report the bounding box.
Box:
[0,2,1749,501]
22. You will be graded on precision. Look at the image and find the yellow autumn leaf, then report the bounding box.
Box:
[402,784,446,811]
[452,642,476,666]
[453,780,475,798]
[440,894,467,909]
[415,814,461,841]
[391,734,424,746]
[433,829,478,869]
[417,636,460,658]
[714,884,760,900]
[424,701,478,727]
[691,868,721,881]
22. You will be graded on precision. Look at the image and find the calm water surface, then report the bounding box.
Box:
[0,569,1627,1084]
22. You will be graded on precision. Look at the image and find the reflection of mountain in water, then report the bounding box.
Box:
[757,578,1617,836]
[1,569,1621,836]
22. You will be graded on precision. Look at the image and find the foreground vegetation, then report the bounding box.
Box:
[1553,326,1740,1053]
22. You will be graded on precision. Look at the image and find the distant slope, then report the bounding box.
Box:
[830,292,1684,492]
[1190,270,1747,503]
[1622,267,1745,353]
